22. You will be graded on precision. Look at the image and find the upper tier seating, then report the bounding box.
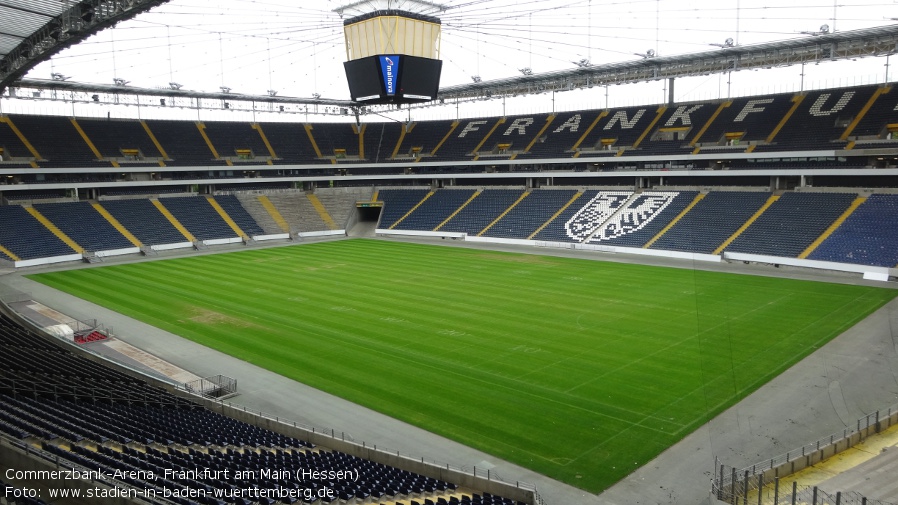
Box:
[360,122,401,163]
[525,111,606,158]
[142,120,229,167]
[0,116,38,167]
[689,94,797,152]
[7,115,99,168]
[200,121,271,163]
[752,87,877,152]
[255,122,331,164]
[649,191,772,253]
[0,205,77,259]
[808,194,898,267]
[75,117,163,167]
[97,199,189,246]
[33,201,135,252]
[726,192,857,257]
[393,119,457,161]
[3,84,894,168]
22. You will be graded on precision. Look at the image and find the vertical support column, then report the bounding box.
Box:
[731,468,737,505]
[668,78,675,105]
[757,474,764,505]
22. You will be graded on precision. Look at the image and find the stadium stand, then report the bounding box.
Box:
[533,190,631,243]
[256,122,330,165]
[752,87,877,152]
[439,117,507,161]
[377,188,433,228]
[808,194,898,267]
[1,84,896,168]
[74,117,165,167]
[0,312,523,505]
[725,192,858,257]
[32,201,136,252]
[0,116,39,168]
[142,120,229,167]
[209,194,266,237]
[1,190,69,203]
[392,119,456,161]
[0,478,48,505]
[586,191,700,247]
[200,121,272,164]
[648,191,773,253]
[482,189,579,239]
[306,122,360,161]
[235,193,288,234]
[392,188,478,231]
[0,205,77,259]
[525,111,606,158]
[439,189,526,235]
[6,115,103,168]
[359,121,401,163]
[156,196,245,241]
[96,198,190,246]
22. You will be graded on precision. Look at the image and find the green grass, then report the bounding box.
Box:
[26,239,897,493]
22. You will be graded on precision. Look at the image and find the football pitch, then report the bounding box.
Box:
[26,239,897,493]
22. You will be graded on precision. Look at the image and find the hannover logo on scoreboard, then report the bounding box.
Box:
[379,55,400,96]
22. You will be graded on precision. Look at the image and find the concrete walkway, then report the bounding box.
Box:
[1,237,896,505]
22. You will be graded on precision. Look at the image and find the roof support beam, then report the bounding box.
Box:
[0,0,172,93]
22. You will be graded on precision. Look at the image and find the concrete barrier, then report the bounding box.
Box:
[14,254,82,268]
[723,252,895,280]
[376,229,466,239]
[297,230,346,238]
[150,242,193,252]
[95,247,141,258]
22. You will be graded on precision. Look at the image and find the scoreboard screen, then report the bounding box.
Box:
[344,54,442,104]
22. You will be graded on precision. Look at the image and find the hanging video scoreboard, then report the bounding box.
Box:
[342,10,443,104]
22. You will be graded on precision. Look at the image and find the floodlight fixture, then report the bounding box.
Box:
[710,38,735,48]
[113,77,129,86]
[471,75,482,83]
[801,24,831,36]
[574,59,591,68]
[168,82,183,90]
[267,89,278,96]
[219,86,231,93]
[51,73,69,81]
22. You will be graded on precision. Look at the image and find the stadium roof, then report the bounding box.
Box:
[438,25,898,102]
[2,1,898,118]
[0,0,170,93]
